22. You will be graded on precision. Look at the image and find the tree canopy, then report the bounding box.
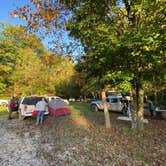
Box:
[10,0,166,129]
[66,0,165,128]
[0,23,76,97]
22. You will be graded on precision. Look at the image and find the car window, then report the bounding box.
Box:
[22,97,48,105]
[106,98,110,102]
[110,98,118,103]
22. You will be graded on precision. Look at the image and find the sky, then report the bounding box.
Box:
[0,0,28,25]
[0,0,83,56]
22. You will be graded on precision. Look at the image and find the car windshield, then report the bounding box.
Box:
[111,98,119,103]
[22,97,48,105]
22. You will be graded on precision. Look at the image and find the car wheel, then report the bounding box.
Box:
[91,104,98,112]
[19,110,25,120]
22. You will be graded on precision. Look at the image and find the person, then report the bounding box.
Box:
[122,102,128,115]
[8,96,18,119]
[35,98,48,125]
[148,100,155,116]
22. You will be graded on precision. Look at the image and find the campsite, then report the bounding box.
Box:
[0,102,166,165]
[0,0,165,165]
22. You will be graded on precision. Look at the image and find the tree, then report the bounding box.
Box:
[0,23,76,97]
[65,0,165,129]
[12,48,44,95]
[0,23,45,96]
[13,0,165,130]
[11,0,83,56]
[40,53,76,96]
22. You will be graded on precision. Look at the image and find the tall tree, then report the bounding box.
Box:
[13,0,165,130]
[0,23,44,96]
[39,53,76,95]
[65,0,165,129]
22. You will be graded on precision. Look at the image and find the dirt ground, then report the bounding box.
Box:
[0,113,100,166]
[0,117,48,166]
[0,114,78,166]
[0,110,166,166]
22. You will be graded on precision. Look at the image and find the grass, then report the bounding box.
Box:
[0,106,8,118]
[68,102,166,165]
[69,102,92,116]
[1,102,166,165]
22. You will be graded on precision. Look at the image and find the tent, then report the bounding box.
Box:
[48,98,71,117]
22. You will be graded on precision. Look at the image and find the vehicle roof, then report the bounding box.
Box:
[21,96,48,105]
[107,95,122,98]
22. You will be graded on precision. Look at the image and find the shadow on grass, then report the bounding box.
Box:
[69,102,131,128]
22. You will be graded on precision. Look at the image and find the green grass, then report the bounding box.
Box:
[0,106,8,118]
[69,102,91,115]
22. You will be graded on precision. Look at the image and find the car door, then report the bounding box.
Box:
[110,98,122,111]
[106,97,111,110]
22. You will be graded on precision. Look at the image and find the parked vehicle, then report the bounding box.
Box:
[48,96,69,105]
[0,99,8,107]
[69,98,75,102]
[90,95,129,114]
[18,96,49,120]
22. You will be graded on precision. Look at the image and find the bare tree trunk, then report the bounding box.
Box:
[101,89,111,128]
[131,83,144,130]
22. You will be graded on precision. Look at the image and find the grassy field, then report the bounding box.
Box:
[68,102,166,165]
[0,106,8,118]
[0,102,166,165]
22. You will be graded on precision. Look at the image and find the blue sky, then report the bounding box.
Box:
[0,0,82,56]
[0,0,61,50]
[0,0,28,25]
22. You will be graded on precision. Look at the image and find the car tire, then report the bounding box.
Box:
[91,104,98,112]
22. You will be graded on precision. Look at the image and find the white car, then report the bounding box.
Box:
[18,96,49,120]
[69,98,75,102]
[48,96,69,105]
[0,99,8,106]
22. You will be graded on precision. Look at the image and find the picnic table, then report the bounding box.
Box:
[155,106,166,120]
[117,109,149,123]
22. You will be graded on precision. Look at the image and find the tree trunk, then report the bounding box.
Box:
[154,91,158,106]
[101,89,111,128]
[131,83,144,130]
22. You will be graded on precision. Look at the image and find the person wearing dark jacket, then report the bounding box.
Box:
[148,100,155,116]
[8,96,18,119]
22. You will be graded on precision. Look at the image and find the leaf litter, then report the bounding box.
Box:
[0,109,166,166]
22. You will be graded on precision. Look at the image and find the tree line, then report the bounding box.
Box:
[0,23,80,98]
